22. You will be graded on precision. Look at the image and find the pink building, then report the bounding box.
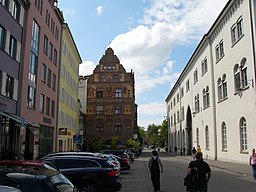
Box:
[19,0,64,159]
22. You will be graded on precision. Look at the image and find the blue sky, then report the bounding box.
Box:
[58,0,229,129]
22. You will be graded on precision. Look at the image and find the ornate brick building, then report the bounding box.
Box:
[85,48,137,148]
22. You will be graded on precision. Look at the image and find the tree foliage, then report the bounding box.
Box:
[90,137,104,152]
[146,119,168,148]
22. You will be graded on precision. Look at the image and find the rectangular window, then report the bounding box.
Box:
[29,52,37,83]
[231,18,244,46]
[46,97,50,116]
[51,100,55,117]
[237,19,243,38]
[47,69,52,88]
[5,74,14,99]
[113,75,119,82]
[27,86,35,108]
[201,58,208,75]
[100,75,105,82]
[9,35,17,59]
[216,40,224,61]
[12,0,20,22]
[48,42,53,60]
[41,63,46,82]
[43,35,48,54]
[115,107,122,114]
[39,93,45,113]
[115,89,122,98]
[96,105,103,114]
[0,25,5,50]
[186,79,190,92]
[31,20,40,53]
[53,48,57,64]
[193,69,198,84]
[96,89,103,98]
[0,0,8,7]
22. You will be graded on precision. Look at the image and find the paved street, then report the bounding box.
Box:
[120,149,255,192]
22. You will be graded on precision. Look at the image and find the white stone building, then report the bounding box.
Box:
[165,0,256,164]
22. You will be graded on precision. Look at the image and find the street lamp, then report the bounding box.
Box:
[237,79,254,97]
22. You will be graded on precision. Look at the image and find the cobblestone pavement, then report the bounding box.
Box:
[119,156,154,192]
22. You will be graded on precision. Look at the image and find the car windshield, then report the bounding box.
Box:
[47,174,77,192]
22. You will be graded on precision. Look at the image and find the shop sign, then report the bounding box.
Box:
[59,128,67,135]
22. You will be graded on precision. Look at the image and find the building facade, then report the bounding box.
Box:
[0,0,29,159]
[166,0,256,164]
[57,23,82,152]
[85,48,137,149]
[19,0,64,158]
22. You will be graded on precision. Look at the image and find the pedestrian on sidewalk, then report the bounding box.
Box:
[192,147,196,159]
[186,152,211,192]
[196,145,202,153]
[249,148,256,180]
[148,150,163,192]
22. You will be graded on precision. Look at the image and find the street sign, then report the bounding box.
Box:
[73,135,82,144]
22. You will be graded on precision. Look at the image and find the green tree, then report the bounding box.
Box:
[158,119,168,147]
[147,124,160,146]
[90,137,104,152]
[110,136,119,150]
[126,139,139,151]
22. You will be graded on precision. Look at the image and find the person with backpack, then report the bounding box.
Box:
[185,152,211,192]
[148,150,163,192]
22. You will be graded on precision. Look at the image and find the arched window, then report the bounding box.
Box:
[205,126,209,149]
[240,117,247,152]
[218,78,222,101]
[96,121,104,132]
[221,122,227,150]
[234,64,240,91]
[222,74,228,98]
[218,74,228,101]
[241,58,248,87]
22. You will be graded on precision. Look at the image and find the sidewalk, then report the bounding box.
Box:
[166,151,252,177]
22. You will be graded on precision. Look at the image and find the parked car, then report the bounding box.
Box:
[40,151,103,160]
[40,151,120,171]
[100,150,130,171]
[100,150,130,160]
[0,185,21,192]
[111,154,130,171]
[102,154,121,170]
[0,160,57,171]
[42,155,122,192]
[0,163,77,192]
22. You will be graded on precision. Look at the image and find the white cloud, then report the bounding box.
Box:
[79,61,96,76]
[139,102,166,115]
[64,7,76,17]
[97,6,103,15]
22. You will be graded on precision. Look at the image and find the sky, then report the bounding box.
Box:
[58,0,229,129]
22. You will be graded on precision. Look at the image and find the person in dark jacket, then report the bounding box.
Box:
[148,150,163,192]
[187,152,211,192]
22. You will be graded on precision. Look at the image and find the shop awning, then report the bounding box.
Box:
[0,111,23,124]
[0,111,40,128]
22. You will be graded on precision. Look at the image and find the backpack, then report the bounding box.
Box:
[184,167,199,190]
[150,156,159,172]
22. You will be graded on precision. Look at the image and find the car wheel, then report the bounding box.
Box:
[81,183,98,192]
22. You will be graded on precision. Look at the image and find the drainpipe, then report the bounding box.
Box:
[249,0,256,86]
[177,81,183,156]
[208,36,217,160]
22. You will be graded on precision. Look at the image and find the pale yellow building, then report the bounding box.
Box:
[58,23,82,152]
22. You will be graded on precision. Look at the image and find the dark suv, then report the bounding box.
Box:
[42,155,122,192]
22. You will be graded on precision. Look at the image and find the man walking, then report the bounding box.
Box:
[186,152,211,192]
[148,150,163,192]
